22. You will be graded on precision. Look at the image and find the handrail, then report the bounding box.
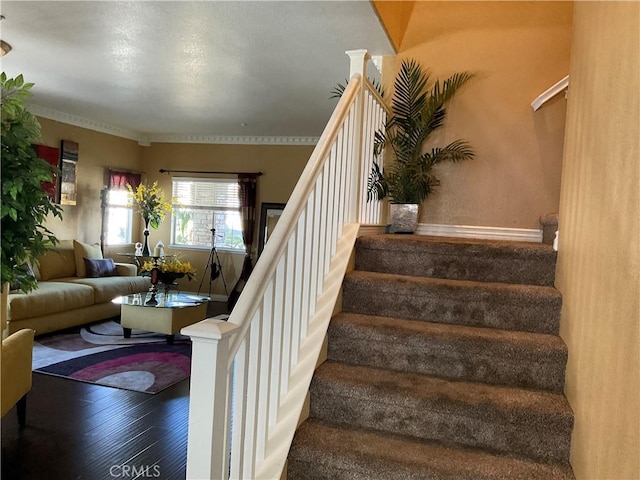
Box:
[531,75,569,111]
[226,77,362,362]
[181,50,388,480]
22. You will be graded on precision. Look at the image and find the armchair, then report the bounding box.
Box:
[1,312,35,426]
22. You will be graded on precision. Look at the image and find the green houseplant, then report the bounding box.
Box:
[368,59,475,232]
[1,73,62,293]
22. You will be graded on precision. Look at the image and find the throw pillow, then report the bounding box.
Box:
[84,258,117,278]
[74,240,103,277]
[37,240,77,280]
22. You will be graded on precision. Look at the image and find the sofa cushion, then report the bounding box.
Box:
[8,281,95,321]
[67,276,151,304]
[37,240,76,280]
[74,240,103,277]
[84,258,117,278]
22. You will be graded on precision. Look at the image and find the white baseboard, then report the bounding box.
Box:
[415,223,543,243]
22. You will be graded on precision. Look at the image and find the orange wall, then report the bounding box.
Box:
[390,1,573,229]
[556,2,640,478]
[371,1,415,52]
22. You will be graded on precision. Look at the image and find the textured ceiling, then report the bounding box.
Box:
[0,1,394,143]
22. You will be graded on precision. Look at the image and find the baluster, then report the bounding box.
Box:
[321,161,331,278]
[326,142,337,260]
[345,105,357,224]
[294,212,306,344]
[335,124,346,239]
[288,234,301,367]
[362,91,375,223]
[230,337,250,480]
[242,311,263,478]
[283,238,295,378]
[312,173,326,296]
[301,195,315,328]
[271,256,286,419]
[309,180,322,315]
[256,282,274,461]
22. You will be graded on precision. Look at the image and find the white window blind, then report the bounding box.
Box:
[171,178,243,251]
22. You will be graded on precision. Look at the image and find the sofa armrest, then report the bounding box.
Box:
[115,263,137,276]
[1,328,35,418]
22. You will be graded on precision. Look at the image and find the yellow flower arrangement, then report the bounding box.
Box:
[127,181,172,228]
[141,258,196,281]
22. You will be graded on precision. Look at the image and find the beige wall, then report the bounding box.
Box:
[556,2,640,479]
[38,118,144,243]
[140,143,312,295]
[393,1,572,229]
[38,119,313,296]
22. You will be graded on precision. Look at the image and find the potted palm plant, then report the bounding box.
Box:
[1,73,62,295]
[368,59,475,233]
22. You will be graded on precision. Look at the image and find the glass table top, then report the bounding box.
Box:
[113,292,210,309]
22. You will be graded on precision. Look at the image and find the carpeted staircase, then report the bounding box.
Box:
[288,235,574,479]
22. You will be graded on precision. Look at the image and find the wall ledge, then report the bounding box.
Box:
[416,223,543,243]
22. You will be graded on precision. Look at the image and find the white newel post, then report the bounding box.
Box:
[345,49,369,223]
[182,319,239,480]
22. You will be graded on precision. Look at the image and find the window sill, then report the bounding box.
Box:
[169,245,245,255]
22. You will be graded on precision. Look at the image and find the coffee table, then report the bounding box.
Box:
[113,292,210,344]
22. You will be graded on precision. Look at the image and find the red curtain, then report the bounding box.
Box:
[109,170,141,190]
[228,174,259,310]
[238,175,258,254]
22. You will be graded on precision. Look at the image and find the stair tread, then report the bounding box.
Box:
[328,312,567,391]
[331,312,566,350]
[313,360,573,421]
[343,270,563,334]
[290,418,574,480]
[357,234,556,254]
[345,270,561,296]
[355,235,557,287]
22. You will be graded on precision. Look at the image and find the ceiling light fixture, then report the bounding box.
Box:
[0,14,10,56]
[0,40,11,56]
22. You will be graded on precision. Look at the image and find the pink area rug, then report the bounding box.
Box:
[32,319,193,394]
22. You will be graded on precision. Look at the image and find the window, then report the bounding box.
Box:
[171,178,243,251]
[105,190,133,245]
[104,170,140,245]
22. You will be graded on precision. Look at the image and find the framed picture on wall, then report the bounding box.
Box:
[59,140,78,205]
[34,144,61,203]
[258,202,286,257]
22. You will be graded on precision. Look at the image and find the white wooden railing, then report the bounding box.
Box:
[181,49,389,480]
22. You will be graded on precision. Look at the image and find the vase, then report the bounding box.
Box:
[158,272,184,295]
[142,218,151,256]
[389,203,418,234]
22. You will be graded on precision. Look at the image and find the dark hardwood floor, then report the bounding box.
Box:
[1,301,230,480]
[2,374,189,480]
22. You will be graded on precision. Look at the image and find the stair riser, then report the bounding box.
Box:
[342,280,562,335]
[327,326,567,392]
[310,383,572,464]
[355,238,557,287]
[289,419,576,480]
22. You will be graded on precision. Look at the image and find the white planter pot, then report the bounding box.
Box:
[389,203,418,233]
